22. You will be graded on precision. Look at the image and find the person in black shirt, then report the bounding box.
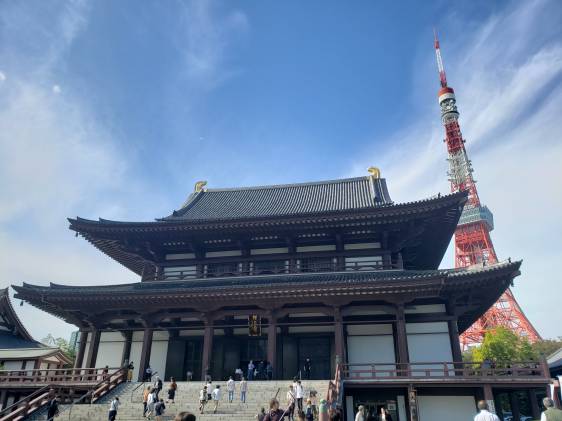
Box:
[47,396,60,420]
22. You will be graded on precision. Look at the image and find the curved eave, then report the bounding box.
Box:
[13,261,520,329]
[67,191,468,276]
[0,287,36,343]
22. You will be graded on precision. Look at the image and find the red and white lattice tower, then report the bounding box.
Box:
[433,31,540,348]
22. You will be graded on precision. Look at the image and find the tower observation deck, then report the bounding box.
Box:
[433,32,540,347]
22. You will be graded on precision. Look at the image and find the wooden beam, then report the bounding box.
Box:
[138,328,153,382]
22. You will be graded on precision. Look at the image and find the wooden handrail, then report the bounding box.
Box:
[0,366,122,384]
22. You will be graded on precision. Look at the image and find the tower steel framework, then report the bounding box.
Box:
[433,32,540,348]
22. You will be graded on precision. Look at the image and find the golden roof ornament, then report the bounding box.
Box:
[194,180,208,193]
[367,167,381,179]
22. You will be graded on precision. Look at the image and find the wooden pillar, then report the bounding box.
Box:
[395,304,409,373]
[483,384,496,414]
[528,389,540,419]
[446,302,463,364]
[84,329,100,368]
[201,319,214,381]
[267,313,277,379]
[74,330,87,369]
[138,328,153,382]
[509,391,520,421]
[334,307,345,364]
[121,331,133,367]
[0,389,7,410]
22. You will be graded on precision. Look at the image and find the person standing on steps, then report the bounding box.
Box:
[46,395,60,421]
[108,396,119,421]
[240,376,248,403]
[167,377,177,404]
[354,405,365,421]
[198,385,207,414]
[227,376,235,403]
[211,384,222,413]
[295,380,304,412]
[146,388,158,420]
[248,360,255,380]
[286,385,296,421]
[127,361,134,382]
[304,358,312,380]
[154,398,166,421]
[206,380,213,401]
[145,365,153,382]
[263,398,286,421]
[143,386,152,417]
[154,376,163,400]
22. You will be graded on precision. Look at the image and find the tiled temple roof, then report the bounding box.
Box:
[160,176,392,221]
[0,287,42,349]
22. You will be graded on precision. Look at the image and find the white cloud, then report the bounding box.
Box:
[52,84,61,94]
[351,0,562,338]
[0,71,5,82]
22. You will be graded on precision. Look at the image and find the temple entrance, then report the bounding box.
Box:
[281,335,333,380]
[346,388,407,421]
[165,337,203,381]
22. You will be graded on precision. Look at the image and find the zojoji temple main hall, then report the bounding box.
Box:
[13,170,550,420]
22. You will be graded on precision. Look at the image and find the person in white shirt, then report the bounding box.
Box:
[212,385,222,414]
[295,380,304,412]
[108,397,119,421]
[227,376,235,403]
[240,377,248,403]
[286,385,296,421]
[206,381,213,401]
[248,360,255,380]
[198,386,207,414]
[355,405,365,421]
[146,390,157,419]
[474,400,500,421]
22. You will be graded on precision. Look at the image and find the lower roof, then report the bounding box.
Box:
[0,347,70,362]
[13,261,521,334]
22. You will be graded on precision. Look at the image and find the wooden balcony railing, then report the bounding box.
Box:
[0,366,122,385]
[0,367,127,421]
[342,361,550,381]
[159,258,398,281]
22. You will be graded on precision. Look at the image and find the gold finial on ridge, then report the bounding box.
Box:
[194,180,208,193]
[367,167,381,178]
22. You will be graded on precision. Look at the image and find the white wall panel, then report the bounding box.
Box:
[129,341,143,380]
[150,340,169,380]
[347,335,395,378]
[95,340,124,368]
[347,324,392,335]
[418,396,476,421]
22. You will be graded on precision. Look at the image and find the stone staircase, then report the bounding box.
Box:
[31,380,329,421]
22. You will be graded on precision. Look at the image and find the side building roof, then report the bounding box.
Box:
[0,287,42,349]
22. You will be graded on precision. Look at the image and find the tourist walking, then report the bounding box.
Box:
[146,388,158,420]
[167,377,177,403]
[304,358,312,380]
[248,360,255,380]
[474,401,500,421]
[286,385,296,421]
[206,380,213,401]
[240,377,248,403]
[145,365,153,381]
[541,398,562,421]
[102,365,109,381]
[186,369,193,381]
[108,397,119,421]
[211,385,222,413]
[354,405,365,421]
[379,406,392,421]
[46,396,60,421]
[227,376,235,403]
[198,385,207,414]
[305,399,314,421]
[263,398,286,421]
[295,380,304,412]
[154,376,163,399]
[154,398,166,421]
[143,386,151,416]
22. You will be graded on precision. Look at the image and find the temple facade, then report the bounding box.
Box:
[13,173,549,420]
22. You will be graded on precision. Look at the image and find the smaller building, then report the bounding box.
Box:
[0,288,71,410]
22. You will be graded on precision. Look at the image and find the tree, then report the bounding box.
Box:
[42,334,76,361]
[531,337,562,357]
[469,327,538,366]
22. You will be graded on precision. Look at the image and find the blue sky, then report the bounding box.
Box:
[1,0,561,341]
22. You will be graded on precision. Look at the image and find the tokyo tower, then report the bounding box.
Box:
[433,31,540,348]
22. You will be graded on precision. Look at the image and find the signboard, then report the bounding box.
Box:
[248,315,261,336]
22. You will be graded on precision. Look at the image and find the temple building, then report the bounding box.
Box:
[13,171,549,420]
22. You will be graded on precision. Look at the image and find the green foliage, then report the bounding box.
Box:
[470,327,539,366]
[531,337,562,357]
[42,333,76,361]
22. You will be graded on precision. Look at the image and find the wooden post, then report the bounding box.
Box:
[446,302,463,375]
[267,313,277,379]
[74,330,87,369]
[334,307,345,364]
[395,304,409,375]
[201,319,214,381]
[121,331,133,367]
[528,389,540,419]
[483,384,496,414]
[509,391,520,421]
[84,329,100,369]
[138,328,153,382]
